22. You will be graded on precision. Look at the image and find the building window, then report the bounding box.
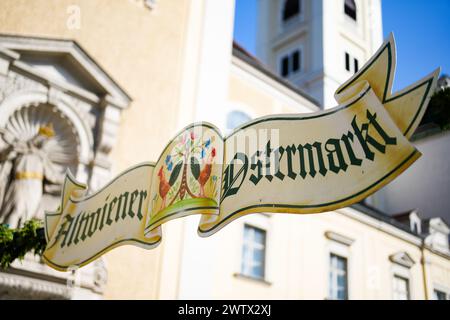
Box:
[344,0,357,21]
[241,225,266,279]
[393,275,410,300]
[292,50,300,72]
[329,254,348,300]
[345,52,350,72]
[354,58,359,73]
[279,49,302,78]
[281,56,290,77]
[282,0,301,22]
[433,289,448,300]
[345,52,359,74]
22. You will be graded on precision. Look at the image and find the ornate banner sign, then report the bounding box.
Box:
[43,35,439,271]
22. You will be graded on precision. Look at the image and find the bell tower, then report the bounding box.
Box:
[256,0,383,109]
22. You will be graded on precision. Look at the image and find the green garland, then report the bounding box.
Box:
[0,219,47,269]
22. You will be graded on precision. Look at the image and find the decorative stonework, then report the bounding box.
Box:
[425,218,450,254]
[7,103,80,166]
[325,231,355,246]
[0,71,46,103]
[0,272,71,299]
[92,259,108,293]
[0,254,107,299]
[89,97,122,190]
[0,35,131,299]
[0,35,131,191]
[0,103,82,224]
[389,252,415,268]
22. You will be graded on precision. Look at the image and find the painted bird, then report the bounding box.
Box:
[157,166,171,211]
[198,147,216,198]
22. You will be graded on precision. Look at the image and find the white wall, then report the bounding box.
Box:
[371,130,450,224]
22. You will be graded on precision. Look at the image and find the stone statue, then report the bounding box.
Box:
[0,123,62,227]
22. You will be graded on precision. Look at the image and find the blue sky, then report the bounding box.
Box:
[233,0,450,91]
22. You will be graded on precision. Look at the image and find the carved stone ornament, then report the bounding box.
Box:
[0,254,107,299]
[0,34,131,299]
[389,252,415,269]
[0,103,80,226]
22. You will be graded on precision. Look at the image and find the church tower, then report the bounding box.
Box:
[256,0,383,109]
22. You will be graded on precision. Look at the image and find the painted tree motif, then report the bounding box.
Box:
[156,131,218,212]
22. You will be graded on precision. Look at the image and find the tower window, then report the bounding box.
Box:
[282,0,301,22]
[292,50,300,72]
[344,0,357,21]
[279,49,302,78]
[345,52,350,71]
[281,56,289,77]
[345,52,359,74]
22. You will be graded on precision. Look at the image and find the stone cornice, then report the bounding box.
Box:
[0,34,132,109]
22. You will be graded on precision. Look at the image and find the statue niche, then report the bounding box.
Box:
[0,104,80,227]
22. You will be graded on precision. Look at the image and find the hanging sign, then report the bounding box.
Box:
[43,34,439,271]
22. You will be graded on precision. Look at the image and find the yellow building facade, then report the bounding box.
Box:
[0,0,449,299]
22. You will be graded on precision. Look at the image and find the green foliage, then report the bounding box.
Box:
[188,176,199,194]
[423,87,450,130]
[167,180,180,199]
[169,162,183,186]
[190,156,200,180]
[0,219,46,270]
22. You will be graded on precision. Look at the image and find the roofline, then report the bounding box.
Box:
[232,43,320,107]
[350,203,424,239]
